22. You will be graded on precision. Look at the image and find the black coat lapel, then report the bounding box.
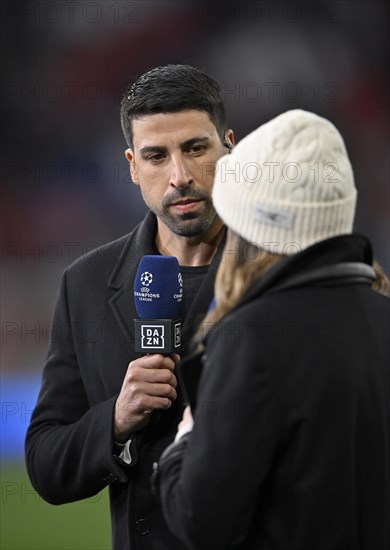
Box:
[108,213,157,343]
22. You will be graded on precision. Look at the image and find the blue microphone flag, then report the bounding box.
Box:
[134,255,183,318]
[134,255,183,353]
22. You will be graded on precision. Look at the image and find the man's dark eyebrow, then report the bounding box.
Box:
[139,137,210,157]
[140,146,166,156]
[181,136,210,149]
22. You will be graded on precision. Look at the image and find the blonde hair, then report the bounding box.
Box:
[197,230,283,341]
[372,260,390,296]
[197,231,389,343]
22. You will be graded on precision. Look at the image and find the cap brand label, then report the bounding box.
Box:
[254,204,294,229]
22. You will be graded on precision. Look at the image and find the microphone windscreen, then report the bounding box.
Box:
[134,255,183,319]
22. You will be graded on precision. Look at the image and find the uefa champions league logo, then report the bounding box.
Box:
[140,271,153,286]
[174,272,183,301]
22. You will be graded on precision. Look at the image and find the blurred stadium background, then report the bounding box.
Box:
[1,1,389,548]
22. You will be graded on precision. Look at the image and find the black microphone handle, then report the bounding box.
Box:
[134,318,181,355]
[134,318,181,425]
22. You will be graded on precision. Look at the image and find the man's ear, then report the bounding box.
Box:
[224,129,235,152]
[125,148,139,185]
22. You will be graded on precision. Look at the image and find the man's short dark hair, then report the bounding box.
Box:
[120,64,227,148]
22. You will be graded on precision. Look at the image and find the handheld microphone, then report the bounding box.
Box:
[134,255,183,354]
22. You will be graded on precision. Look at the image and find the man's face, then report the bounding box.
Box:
[126,110,232,238]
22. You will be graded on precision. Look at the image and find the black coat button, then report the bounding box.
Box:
[103,473,118,484]
[135,518,151,535]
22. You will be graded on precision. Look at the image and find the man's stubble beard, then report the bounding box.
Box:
[142,185,218,237]
[159,204,218,237]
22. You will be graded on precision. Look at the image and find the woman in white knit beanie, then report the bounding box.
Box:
[155,110,390,550]
[213,108,357,254]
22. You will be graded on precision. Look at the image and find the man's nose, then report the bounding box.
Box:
[169,155,193,188]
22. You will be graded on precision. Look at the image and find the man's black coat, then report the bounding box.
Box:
[25,212,222,550]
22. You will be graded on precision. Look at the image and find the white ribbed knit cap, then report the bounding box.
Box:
[213,109,357,255]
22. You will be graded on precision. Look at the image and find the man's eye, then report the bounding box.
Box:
[188,144,206,155]
[147,154,165,162]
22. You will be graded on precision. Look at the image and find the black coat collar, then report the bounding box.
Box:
[108,211,157,291]
[107,212,226,348]
[224,234,374,318]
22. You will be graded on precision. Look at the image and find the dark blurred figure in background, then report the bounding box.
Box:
[155,109,390,550]
[25,64,234,550]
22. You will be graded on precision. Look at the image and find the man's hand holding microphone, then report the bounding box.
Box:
[114,256,183,442]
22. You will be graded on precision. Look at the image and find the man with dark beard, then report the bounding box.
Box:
[25,65,234,550]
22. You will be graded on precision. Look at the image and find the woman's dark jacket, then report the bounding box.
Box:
[156,234,390,550]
